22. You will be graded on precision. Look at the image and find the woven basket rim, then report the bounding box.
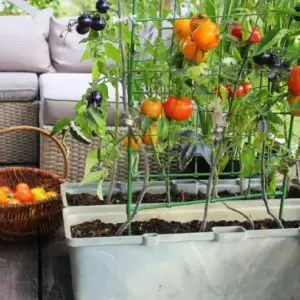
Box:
[0,167,66,208]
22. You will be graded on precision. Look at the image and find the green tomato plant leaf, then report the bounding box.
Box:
[254,28,289,56]
[51,117,72,136]
[84,149,100,177]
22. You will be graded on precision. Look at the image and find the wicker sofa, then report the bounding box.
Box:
[0,9,164,182]
[0,10,118,181]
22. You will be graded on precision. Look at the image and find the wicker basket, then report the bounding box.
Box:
[0,126,69,242]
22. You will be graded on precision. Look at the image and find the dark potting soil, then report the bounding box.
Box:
[71,218,300,238]
[66,190,261,206]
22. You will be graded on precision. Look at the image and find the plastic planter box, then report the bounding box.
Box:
[61,178,274,209]
[64,199,300,300]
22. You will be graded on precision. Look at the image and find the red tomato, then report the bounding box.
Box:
[16,183,30,191]
[15,188,34,203]
[248,27,262,44]
[231,24,242,39]
[234,85,245,97]
[288,66,300,95]
[213,84,233,99]
[163,96,193,121]
[243,83,252,94]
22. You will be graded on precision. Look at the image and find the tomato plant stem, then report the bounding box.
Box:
[117,0,128,111]
[115,126,150,236]
[200,140,223,232]
[222,201,255,230]
[261,140,283,229]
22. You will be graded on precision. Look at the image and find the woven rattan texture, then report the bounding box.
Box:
[0,102,39,164]
[41,126,180,182]
[0,167,66,242]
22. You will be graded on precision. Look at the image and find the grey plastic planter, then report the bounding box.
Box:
[64,199,300,300]
[61,178,275,209]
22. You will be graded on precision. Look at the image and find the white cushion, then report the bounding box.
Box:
[49,17,92,73]
[0,73,38,101]
[39,73,123,126]
[0,9,53,73]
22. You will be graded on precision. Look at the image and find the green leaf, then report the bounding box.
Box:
[218,153,229,174]
[267,112,283,125]
[270,8,300,18]
[95,83,109,100]
[81,48,91,61]
[254,28,289,56]
[84,149,99,177]
[70,121,92,145]
[88,106,106,131]
[104,43,122,63]
[122,23,131,44]
[97,180,104,201]
[232,48,242,62]
[204,0,216,20]
[80,169,107,185]
[266,171,277,197]
[89,30,100,39]
[131,152,140,174]
[241,18,252,41]
[157,118,169,139]
[51,117,71,136]
[92,59,101,81]
[241,147,255,170]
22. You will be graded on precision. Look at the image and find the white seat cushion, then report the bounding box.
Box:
[0,73,38,101]
[0,10,53,73]
[39,73,123,126]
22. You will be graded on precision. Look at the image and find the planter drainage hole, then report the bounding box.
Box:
[142,233,160,246]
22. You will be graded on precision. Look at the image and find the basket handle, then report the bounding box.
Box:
[0,126,69,179]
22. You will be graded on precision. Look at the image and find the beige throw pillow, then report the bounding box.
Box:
[0,9,52,73]
[49,17,93,73]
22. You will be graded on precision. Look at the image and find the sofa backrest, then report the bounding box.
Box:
[48,17,92,73]
[0,9,53,73]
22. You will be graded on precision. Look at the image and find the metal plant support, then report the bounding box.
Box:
[125,0,295,232]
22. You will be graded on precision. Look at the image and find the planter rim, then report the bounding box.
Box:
[63,198,300,248]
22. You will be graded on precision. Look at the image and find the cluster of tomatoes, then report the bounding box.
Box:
[214,82,252,99]
[0,183,58,205]
[230,24,262,44]
[76,0,109,34]
[123,96,194,149]
[174,14,220,63]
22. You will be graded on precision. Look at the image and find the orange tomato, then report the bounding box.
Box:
[16,183,30,191]
[183,38,209,62]
[0,188,8,204]
[174,19,191,41]
[287,93,300,116]
[46,191,58,198]
[123,136,142,150]
[190,13,206,32]
[143,126,158,145]
[192,19,220,50]
[141,99,163,118]
[1,186,13,194]
[15,188,34,203]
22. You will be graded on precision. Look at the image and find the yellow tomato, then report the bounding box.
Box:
[46,191,58,198]
[31,187,48,201]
